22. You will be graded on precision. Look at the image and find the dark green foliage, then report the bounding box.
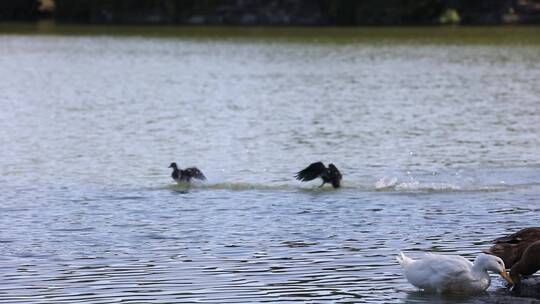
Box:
[53,0,91,23]
[455,0,513,24]
[9,0,540,25]
[0,0,40,20]
[345,0,446,25]
[56,0,442,25]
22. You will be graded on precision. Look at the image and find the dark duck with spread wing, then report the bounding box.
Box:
[295,162,342,188]
[169,162,206,183]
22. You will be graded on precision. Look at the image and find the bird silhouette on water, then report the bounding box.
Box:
[295,162,342,188]
[169,162,206,183]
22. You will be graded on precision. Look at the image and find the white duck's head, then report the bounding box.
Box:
[474,253,513,285]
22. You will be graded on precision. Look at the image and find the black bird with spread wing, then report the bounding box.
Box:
[169,162,206,183]
[295,162,342,188]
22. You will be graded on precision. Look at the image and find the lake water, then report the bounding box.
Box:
[1,25,539,303]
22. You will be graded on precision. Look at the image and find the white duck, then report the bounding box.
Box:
[397,252,513,294]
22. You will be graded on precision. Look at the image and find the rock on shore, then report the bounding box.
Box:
[472,276,540,304]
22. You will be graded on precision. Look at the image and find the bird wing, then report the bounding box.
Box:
[405,254,473,291]
[426,254,473,277]
[493,227,540,244]
[295,162,326,182]
[185,167,206,180]
[494,233,523,244]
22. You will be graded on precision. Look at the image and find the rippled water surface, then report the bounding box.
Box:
[1,26,540,303]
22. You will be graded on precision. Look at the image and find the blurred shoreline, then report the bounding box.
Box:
[1,21,540,46]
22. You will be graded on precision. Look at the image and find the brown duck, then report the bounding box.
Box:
[510,240,540,294]
[486,227,540,268]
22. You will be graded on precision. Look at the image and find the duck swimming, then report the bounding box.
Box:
[486,227,540,268]
[510,240,540,294]
[295,162,342,188]
[397,251,513,294]
[169,162,206,183]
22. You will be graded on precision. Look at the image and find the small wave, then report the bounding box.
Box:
[375,176,463,192]
[374,177,399,190]
[396,181,462,192]
[374,176,518,193]
[166,182,295,192]
[204,182,294,191]
[159,178,528,193]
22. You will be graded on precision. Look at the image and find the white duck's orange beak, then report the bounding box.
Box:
[499,271,514,286]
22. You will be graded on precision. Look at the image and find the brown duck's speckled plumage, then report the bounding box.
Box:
[486,227,540,269]
[510,240,540,295]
